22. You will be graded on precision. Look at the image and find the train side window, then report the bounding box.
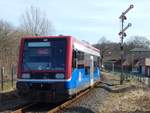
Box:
[93,56,98,72]
[97,57,100,67]
[77,51,84,68]
[72,50,77,69]
[84,53,90,75]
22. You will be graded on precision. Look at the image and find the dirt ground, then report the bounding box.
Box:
[99,72,150,113]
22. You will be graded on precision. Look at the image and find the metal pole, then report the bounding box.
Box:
[11,65,14,88]
[1,67,4,91]
[120,16,124,85]
[119,4,134,84]
[112,63,114,72]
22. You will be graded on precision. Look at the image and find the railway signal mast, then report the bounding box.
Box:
[119,4,134,85]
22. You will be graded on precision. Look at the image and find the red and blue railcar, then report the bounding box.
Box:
[16,36,101,102]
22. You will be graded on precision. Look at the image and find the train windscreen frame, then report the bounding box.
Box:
[22,38,67,71]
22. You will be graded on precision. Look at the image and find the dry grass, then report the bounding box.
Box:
[100,71,150,113]
[0,81,16,92]
[102,71,145,89]
[99,88,150,113]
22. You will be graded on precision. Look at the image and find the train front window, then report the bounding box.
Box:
[22,39,66,71]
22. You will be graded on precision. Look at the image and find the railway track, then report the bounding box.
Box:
[12,81,102,113]
[48,89,90,113]
[12,103,36,113]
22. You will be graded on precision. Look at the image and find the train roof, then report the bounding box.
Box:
[21,35,68,39]
[21,35,100,57]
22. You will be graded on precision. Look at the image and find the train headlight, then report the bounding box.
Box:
[22,73,30,79]
[55,73,65,79]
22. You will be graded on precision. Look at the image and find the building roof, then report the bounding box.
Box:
[130,48,150,52]
[123,59,131,66]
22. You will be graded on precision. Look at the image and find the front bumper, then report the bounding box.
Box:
[16,81,69,102]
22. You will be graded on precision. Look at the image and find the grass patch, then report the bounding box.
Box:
[99,89,150,113]
[0,81,16,92]
[100,71,150,113]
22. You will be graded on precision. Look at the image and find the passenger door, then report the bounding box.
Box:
[90,56,94,86]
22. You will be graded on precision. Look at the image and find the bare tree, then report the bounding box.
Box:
[0,20,16,69]
[126,36,150,48]
[0,20,26,65]
[0,20,13,50]
[124,36,150,54]
[94,37,111,67]
[20,6,53,36]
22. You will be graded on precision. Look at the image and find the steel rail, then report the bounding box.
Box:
[12,80,101,113]
[48,81,101,113]
[12,103,35,113]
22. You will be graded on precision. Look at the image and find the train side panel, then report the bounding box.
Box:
[65,67,101,95]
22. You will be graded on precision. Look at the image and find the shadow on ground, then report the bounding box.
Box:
[112,111,150,113]
[62,106,95,113]
[95,83,136,93]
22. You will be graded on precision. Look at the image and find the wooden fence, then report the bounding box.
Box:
[0,65,17,92]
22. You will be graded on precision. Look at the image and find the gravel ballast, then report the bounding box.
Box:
[59,73,110,113]
[60,85,109,113]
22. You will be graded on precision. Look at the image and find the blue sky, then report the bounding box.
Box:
[0,0,150,44]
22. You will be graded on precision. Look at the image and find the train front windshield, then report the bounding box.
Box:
[22,39,66,71]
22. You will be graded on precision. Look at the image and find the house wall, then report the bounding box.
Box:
[145,58,150,66]
[145,66,150,77]
[145,58,150,77]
